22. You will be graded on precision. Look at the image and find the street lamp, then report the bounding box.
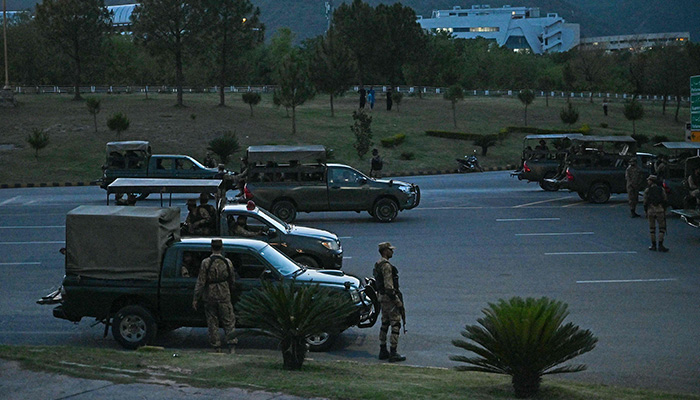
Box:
[3,0,10,90]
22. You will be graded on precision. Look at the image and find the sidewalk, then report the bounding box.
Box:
[0,360,325,400]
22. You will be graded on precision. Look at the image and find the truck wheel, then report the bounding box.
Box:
[112,305,157,350]
[306,332,337,352]
[372,198,398,222]
[294,255,319,269]
[588,183,611,204]
[539,172,559,192]
[272,200,297,223]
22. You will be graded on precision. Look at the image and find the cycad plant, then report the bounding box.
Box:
[450,297,598,398]
[236,282,355,370]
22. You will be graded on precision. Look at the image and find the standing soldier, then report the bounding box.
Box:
[643,175,669,252]
[193,239,237,352]
[195,193,217,235]
[183,198,200,235]
[625,158,644,218]
[373,242,406,362]
[654,155,669,183]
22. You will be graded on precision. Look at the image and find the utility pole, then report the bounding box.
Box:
[325,0,332,32]
[1,0,16,106]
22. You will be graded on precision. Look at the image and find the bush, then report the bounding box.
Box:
[242,91,261,117]
[426,130,481,141]
[580,124,591,133]
[380,133,406,148]
[106,112,130,139]
[502,126,586,135]
[451,297,598,398]
[600,122,609,128]
[473,134,498,156]
[26,128,49,159]
[351,110,373,159]
[560,103,580,126]
[651,135,669,145]
[399,151,415,160]
[207,131,240,164]
[631,134,649,146]
[623,99,644,135]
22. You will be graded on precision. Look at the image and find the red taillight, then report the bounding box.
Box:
[662,182,670,193]
[566,168,574,182]
[244,184,253,199]
[523,161,531,173]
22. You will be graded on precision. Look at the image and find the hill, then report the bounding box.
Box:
[6,0,700,43]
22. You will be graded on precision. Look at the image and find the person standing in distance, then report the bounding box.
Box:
[643,175,669,252]
[625,158,644,218]
[374,242,406,362]
[193,239,237,352]
[369,148,383,178]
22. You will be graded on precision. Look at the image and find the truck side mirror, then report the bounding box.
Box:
[358,177,367,185]
[260,270,277,281]
[266,228,277,237]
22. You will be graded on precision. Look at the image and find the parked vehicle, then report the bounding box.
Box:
[653,142,700,209]
[456,150,484,172]
[106,178,343,270]
[40,206,377,351]
[512,133,584,191]
[244,145,420,223]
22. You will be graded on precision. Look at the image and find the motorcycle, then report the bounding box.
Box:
[456,150,484,173]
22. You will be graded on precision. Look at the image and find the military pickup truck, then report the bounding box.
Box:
[512,133,584,191]
[106,178,343,270]
[41,206,377,351]
[243,145,421,223]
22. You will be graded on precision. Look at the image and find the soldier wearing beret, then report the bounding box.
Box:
[193,239,237,352]
[643,175,669,252]
[374,242,406,362]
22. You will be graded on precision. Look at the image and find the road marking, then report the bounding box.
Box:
[562,201,587,208]
[512,197,572,208]
[0,241,65,245]
[0,196,20,206]
[0,262,41,266]
[343,256,353,259]
[516,232,594,236]
[577,278,677,284]
[545,251,637,255]
[338,236,353,239]
[497,218,561,222]
[418,206,485,210]
[0,226,65,229]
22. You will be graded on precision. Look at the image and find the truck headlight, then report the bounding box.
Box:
[398,185,412,194]
[321,240,340,251]
[350,290,361,303]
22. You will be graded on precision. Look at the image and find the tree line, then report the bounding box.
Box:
[2,0,700,118]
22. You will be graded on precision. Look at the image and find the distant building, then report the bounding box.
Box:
[110,4,138,29]
[416,5,580,54]
[579,32,690,52]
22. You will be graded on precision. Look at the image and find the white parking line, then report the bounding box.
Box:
[418,206,485,210]
[545,251,637,255]
[516,232,594,236]
[338,236,353,239]
[562,201,587,208]
[0,262,41,266]
[497,218,561,222]
[0,241,65,245]
[512,197,572,208]
[577,278,677,284]
[0,196,20,206]
[0,226,65,229]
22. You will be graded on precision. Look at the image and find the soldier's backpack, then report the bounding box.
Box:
[372,261,387,294]
[646,185,666,207]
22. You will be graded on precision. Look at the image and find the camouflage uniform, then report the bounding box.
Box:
[643,176,668,252]
[625,161,645,217]
[193,245,236,350]
[374,242,405,362]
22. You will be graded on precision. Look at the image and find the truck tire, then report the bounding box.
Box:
[272,200,297,223]
[588,183,611,204]
[372,198,399,223]
[294,255,319,269]
[112,305,157,350]
[306,331,337,352]
[539,172,559,192]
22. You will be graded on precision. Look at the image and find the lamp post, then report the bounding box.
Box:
[3,0,10,89]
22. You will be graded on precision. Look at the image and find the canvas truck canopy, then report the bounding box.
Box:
[106,141,151,154]
[523,133,585,141]
[65,206,180,280]
[247,145,326,165]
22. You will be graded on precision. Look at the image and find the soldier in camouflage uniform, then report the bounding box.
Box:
[643,175,669,252]
[374,242,406,363]
[194,193,217,235]
[193,239,237,352]
[625,158,645,218]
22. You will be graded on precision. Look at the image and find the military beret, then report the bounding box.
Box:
[199,192,210,200]
[378,242,396,252]
[647,175,658,182]
[186,198,197,205]
[211,238,223,248]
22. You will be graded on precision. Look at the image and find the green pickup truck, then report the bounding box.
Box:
[243,145,421,223]
[42,206,378,351]
[512,133,584,191]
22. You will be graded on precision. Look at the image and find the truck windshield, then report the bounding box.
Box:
[257,207,289,230]
[259,244,300,276]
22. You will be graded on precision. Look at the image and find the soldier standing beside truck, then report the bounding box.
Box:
[625,158,645,218]
[374,242,406,363]
[644,175,669,252]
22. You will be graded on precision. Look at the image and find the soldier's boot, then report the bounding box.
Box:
[631,209,641,218]
[658,241,669,252]
[648,241,657,251]
[388,347,406,363]
[378,345,390,360]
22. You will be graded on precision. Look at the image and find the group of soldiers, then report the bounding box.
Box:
[183,193,217,236]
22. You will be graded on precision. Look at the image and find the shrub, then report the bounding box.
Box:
[580,123,590,133]
[600,122,609,128]
[623,100,644,135]
[631,134,649,146]
[651,135,669,145]
[351,110,373,159]
[207,131,240,164]
[473,134,498,156]
[380,133,406,148]
[26,128,49,159]
[85,97,101,133]
[451,297,598,398]
[190,114,197,120]
[399,151,415,160]
[236,282,355,370]
[426,130,481,141]
[242,91,261,117]
[560,103,579,126]
[106,112,130,139]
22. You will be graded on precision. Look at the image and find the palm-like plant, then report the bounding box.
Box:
[236,281,355,370]
[450,297,598,398]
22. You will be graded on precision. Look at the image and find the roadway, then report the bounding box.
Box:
[0,171,698,394]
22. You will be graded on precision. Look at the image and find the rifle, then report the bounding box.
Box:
[397,291,407,334]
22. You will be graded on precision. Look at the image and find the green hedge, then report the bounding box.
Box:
[426,130,508,141]
[502,126,589,134]
[381,133,406,147]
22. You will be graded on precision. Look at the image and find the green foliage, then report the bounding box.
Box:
[242,91,261,116]
[451,297,598,398]
[85,97,101,133]
[190,114,197,120]
[308,28,357,117]
[444,85,464,128]
[380,133,406,148]
[275,52,315,134]
[580,124,591,134]
[600,122,609,128]
[351,110,373,159]
[473,134,498,156]
[632,134,649,146]
[651,135,670,145]
[426,130,482,141]
[106,112,130,139]
[623,100,644,135]
[399,151,415,160]
[236,281,355,370]
[517,89,536,126]
[393,92,404,112]
[207,131,240,164]
[26,129,50,159]
[560,103,580,126]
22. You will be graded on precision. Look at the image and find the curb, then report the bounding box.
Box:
[0,166,518,189]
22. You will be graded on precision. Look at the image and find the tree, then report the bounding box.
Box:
[275,52,315,135]
[473,134,497,156]
[34,0,111,101]
[241,91,260,116]
[106,112,130,138]
[86,98,101,133]
[562,62,576,103]
[26,129,50,159]
[560,102,579,127]
[198,0,264,106]
[350,109,372,159]
[451,297,597,398]
[444,85,464,128]
[236,282,355,370]
[131,0,202,107]
[517,89,535,126]
[207,131,240,164]
[307,28,357,117]
[623,99,644,135]
[537,74,555,107]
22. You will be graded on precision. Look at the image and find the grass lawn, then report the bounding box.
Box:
[1,345,697,400]
[0,91,688,184]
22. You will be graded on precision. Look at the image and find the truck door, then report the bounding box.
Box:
[158,248,207,325]
[226,249,272,308]
[150,156,176,179]
[327,166,370,210]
